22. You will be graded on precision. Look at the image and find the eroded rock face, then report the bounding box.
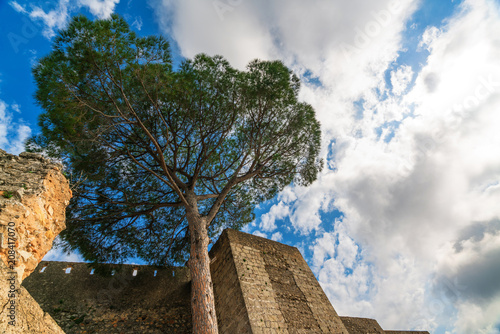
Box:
[0,259,65,333]
[0,149,72,281]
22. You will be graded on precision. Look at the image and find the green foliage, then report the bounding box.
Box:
[28,14,322,266]
[2,191,14,199]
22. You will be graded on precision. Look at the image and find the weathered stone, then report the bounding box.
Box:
[23,262,192,334]
[340,317,430,334]
[384,331,431,334]
[0,256,65,333]
[20,228,430,334]
[210,229,350,334]
[340,316,385,334]
[0,149,72,281]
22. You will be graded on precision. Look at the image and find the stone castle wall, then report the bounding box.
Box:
[23,262,192,333]
[21,229,431,334]
[209,229,253,333]
[210,229,349,334]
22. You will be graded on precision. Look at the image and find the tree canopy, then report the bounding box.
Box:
[29,14,322,266]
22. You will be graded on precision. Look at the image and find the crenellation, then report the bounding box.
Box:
[23,261,192,333]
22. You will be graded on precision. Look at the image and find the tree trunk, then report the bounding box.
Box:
[186,193,219,334]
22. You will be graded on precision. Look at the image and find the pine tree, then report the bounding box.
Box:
[29,15,322,333]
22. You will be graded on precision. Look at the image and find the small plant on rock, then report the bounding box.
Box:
[1,191,14,199]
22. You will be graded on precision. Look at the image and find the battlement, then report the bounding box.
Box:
[22,229,430,333]
[23,261,192,333]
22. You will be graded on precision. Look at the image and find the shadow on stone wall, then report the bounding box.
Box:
[23,262,192,333]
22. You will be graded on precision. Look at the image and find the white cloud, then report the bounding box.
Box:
[419,26,442,51]
[311,231,336,269]
[270,232,282,242]
[390,65,413,96]
[131,15,143,30]
[11,103,20,113]
[319,0,500,331]
[29,0,71,39]
[0,101,9,148]
[455,300,500,334]
[152,0,275,69]
[149,0,500,332]
[335,226,358,269]
[9,1,27,14]
[78,0,120,19]
[435,220,500,333]
[0,100,31,155]
[289,186,325,234]
[152,0,416,72]
[259,201,290,232]
[13,0,120,40]
[10,125,32,154]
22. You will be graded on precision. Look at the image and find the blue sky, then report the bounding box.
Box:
[2,0,500,333]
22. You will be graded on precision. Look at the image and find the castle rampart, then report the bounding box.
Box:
[23,262,192,333]
[22,230,430,334]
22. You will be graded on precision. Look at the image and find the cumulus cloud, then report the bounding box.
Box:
[25,0,71,39]
[149,0,500,332]
[390,65,413,95]
[311,231,336,270]
[78,0,120,19]
[270,232,283,242]
[259,201,290,232]
[321,0,500,331]
[10,0,120,39]
[454,300,500,334]
[0,100,32,154]
[151,0,274,69]
[435,219,500,333]
[419,26,441,51]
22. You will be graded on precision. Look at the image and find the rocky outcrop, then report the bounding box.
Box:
[0,149,71,281]
[0,149,70,333]
[0,259,65,333]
